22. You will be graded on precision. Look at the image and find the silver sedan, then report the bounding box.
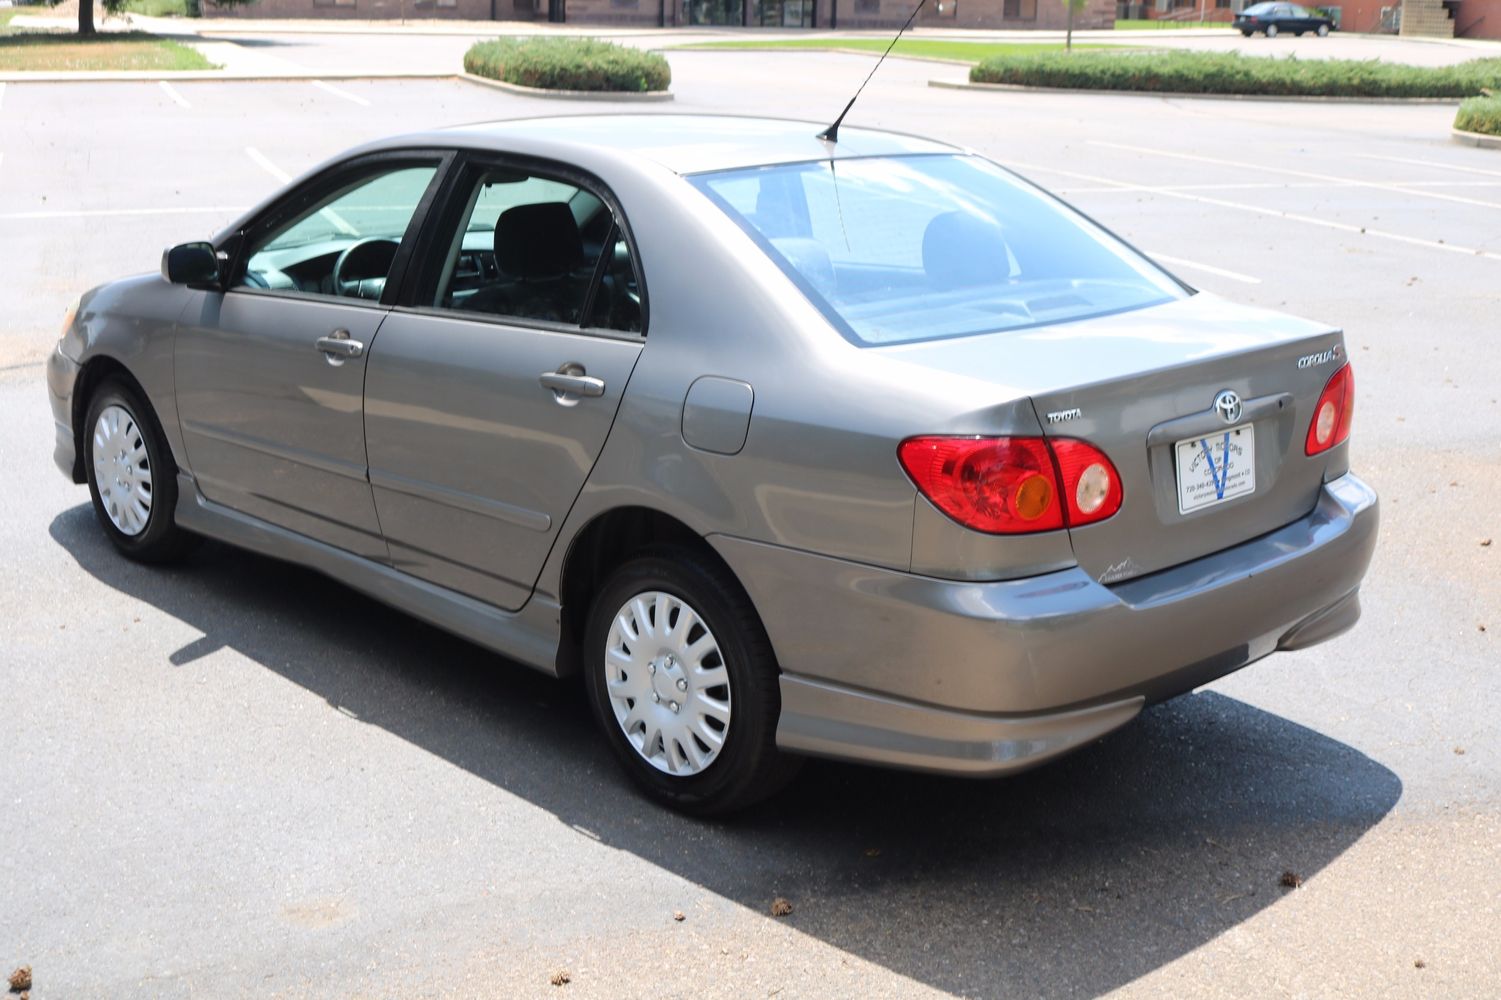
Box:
[46,115,1378,813]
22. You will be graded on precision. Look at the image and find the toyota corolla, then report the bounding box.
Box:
[47,115,1378,813]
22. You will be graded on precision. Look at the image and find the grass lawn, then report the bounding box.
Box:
[680,38,1117,62]
[0,29,215,70]
[1114,18,1234,29]
[121,0,193,16]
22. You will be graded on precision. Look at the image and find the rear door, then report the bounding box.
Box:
[362,155,645,611]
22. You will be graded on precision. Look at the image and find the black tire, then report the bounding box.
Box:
[83,377,197,563]
[1265,23,1279,36]
[1240,28,1253,36]
[1317,23,1329,35]
[582,546,800,815]
[1294,29,1305,35]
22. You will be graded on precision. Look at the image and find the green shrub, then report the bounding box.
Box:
[1454,94,1501,136]
[464,37,670,93]
[969,50,1501,99]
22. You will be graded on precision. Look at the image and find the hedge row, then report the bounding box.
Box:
[464,37,670,93]
[969,50,1501,99]
[1454,94,1501,136]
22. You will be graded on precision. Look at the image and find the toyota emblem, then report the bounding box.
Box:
[1213,390,1242,425]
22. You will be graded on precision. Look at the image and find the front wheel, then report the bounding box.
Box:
[583,547,800,815]
[1265,23,1279,37]
[84,378,196,563]
[1317,23,1330,35]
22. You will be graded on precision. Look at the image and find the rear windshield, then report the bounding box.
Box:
[690,154,1186,347]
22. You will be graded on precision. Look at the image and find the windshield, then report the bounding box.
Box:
[691,154,1186,346]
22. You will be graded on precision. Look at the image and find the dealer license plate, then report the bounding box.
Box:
[1175,424,1256,514]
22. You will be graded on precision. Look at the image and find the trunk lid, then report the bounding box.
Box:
[876,294,1350,584]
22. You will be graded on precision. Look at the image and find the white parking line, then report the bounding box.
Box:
[244,146,357,236]
[245,145,292,184]
[1008,159,1501,264]
[158,81,191,109]
[0,206,245,221]
[0,83,6,114]
[1088,139,1501,213]
[312,80,371,107]
[1355,153,1501,180]
[1146,252,1261,285]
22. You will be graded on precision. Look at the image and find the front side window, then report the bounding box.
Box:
[691,154,1185,347]
[429,165,641,333]
[236,162,438,301]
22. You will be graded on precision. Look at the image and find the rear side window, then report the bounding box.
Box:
[691,154,1184,347]
[428,166,642,334]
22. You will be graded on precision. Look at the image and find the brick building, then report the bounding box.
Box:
[204,0,1117,30]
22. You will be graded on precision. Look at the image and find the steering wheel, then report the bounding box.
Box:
[333,238,399,300]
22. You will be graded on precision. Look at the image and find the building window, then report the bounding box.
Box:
[1003,0,1037,17]
[856,0,879,11]
[613,0,640,6]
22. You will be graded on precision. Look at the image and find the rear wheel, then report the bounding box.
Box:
[1240,28,1253,35]
[83,378,196,563]
[583,547,800,815]
[1265,23,1279,36]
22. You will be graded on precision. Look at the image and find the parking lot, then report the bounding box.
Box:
[2,42,1499,998]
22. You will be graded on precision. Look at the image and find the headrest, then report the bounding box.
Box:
[496,202,584,280]
[921,211,1010,291]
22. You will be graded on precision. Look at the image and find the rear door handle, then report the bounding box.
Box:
[539,371,606,399]
[316,329,364,361]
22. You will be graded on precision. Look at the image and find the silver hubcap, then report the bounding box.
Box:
[605,591,732,776]
[92,404,152,537]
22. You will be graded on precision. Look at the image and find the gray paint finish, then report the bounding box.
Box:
[682,376,754,456]
[49,115,1379,779]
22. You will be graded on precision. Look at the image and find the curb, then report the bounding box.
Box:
[0,69,452,82]
[930,79,1466,104]
[459,72,673,101]
[670,45,977,67]
[1451,127,1501,148]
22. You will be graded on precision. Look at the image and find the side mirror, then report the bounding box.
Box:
[162,241,220,286]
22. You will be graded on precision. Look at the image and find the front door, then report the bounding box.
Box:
[363,159,645,610]
[175,157,443,561]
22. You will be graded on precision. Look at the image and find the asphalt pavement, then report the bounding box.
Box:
[1,41,1499,999]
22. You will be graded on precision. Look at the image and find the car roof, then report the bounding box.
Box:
[384,114,962,175]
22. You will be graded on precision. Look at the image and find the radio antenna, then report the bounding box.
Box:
[817,0,928,144]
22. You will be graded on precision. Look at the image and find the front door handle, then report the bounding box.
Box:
[316,329,364,363]
[539,369,606,400]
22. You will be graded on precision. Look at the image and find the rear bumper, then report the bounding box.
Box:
[711,473,1378,776]
[47,345,82,483]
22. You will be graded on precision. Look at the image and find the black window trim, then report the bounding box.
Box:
[216,148,458,311]
[394,148,649,340]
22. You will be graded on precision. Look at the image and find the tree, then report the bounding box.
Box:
[47,0,126,36]
[1064,0,1090,52]
[48,0,254,37]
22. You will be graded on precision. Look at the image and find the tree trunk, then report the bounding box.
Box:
[78,0,96,35]
[1066,3,1073,51]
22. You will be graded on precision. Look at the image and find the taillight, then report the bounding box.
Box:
[897,435,1122,535]
[1305,363,1354,456]
[1051,438,1125,526]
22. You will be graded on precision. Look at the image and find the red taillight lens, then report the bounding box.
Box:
[898,435,1122,535]
[1305,363,1354,456]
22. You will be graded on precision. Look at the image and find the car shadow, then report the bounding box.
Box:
[51,504,1401,1000]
